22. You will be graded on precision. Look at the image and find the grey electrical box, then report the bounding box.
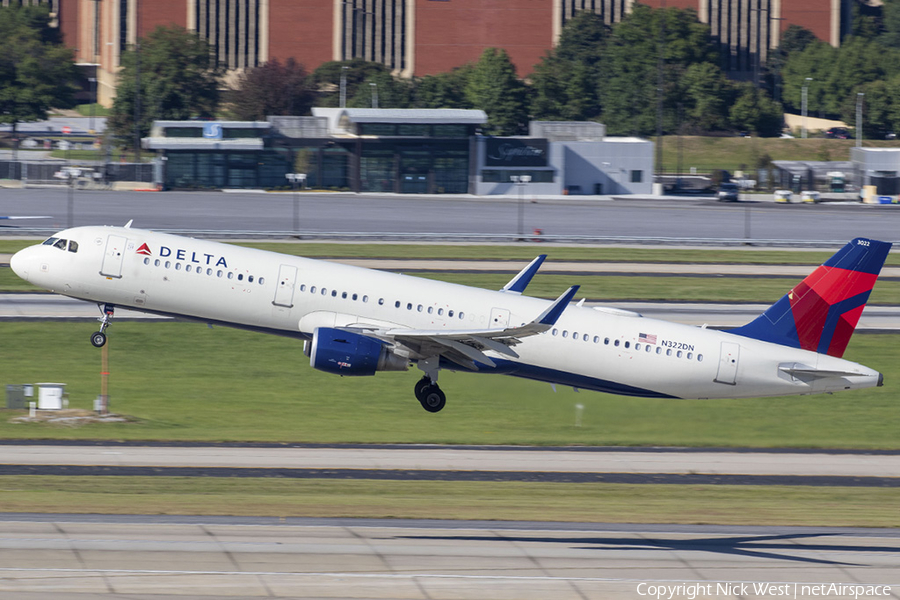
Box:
[6,385,26,409]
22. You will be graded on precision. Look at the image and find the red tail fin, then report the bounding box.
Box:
[730,238,892,357]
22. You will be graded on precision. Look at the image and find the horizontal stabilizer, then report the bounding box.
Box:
[779,364,870,380]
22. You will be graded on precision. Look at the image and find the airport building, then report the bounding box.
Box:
[143,110,654,195]
[45,0,853,106]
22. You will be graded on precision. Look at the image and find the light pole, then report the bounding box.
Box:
[801,77,812,139]
[856,92,864,148]
[286,173,307,232]
[88,76,97,134]
[134,0,141,164]
[340,66,348,108]
[510,174,531,240]
[370,82,378,108]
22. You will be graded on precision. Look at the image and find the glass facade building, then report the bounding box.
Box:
[145,109,487,193]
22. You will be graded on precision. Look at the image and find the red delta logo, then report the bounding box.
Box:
[136,243,152,256]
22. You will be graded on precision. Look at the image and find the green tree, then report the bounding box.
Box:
[412,66,473,109]
[347,70,412,108]
[110,25,222,146]
[853,0,883,39]
[309,59,392,107]
[780,39,837,115]
[843,77,900,139]
[763,25,817,100]
[730,84,784,137]
[531,12,608,121]
[681,62,732,132]
[600,5,720,136]
[883,0,900,47]
[782,36,900,118]
[228,58,315,120]
[0,4,78,146]
[464,48,528,135]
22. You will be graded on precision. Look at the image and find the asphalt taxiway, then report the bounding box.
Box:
[0,515,897,599]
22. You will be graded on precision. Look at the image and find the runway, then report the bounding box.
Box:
[0,515,896,599]
[1,444,898,479]
[2,189,900,243]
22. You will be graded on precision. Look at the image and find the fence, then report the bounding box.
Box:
[0,160,154,186]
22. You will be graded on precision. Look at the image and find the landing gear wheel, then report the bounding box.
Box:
[419,385,446,413]
[92,303,115,348]
[414,377,432,402]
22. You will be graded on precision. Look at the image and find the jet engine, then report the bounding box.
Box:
[307,327,408,376]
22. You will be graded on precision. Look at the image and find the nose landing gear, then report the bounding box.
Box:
[91,303,115,347]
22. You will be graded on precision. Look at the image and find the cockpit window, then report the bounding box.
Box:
[42,237,71,251]
[68,240,78,253]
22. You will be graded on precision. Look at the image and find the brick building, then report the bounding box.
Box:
[38,0,852,106]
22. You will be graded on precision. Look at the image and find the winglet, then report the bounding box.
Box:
[537,285,580,326]
[501,255,547,294]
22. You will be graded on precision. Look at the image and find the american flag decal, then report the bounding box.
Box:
[638,332,657,344]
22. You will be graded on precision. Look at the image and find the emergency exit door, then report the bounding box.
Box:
[273,264,298,308]
[715,342,740,385]
[490,307,510,328]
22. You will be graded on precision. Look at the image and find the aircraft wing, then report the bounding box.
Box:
[346,285,579,370]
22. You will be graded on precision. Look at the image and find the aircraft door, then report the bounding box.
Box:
[100,234,128,278]
[490,307,510,329]
[273,264,298,308]
[714,342,740,385]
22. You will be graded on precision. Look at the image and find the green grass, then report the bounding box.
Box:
[74,103,112,118]
[0,322,897,448]
[0,477,896,527]
[660,135,900,173]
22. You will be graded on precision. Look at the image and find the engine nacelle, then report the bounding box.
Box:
[308,327,408,376]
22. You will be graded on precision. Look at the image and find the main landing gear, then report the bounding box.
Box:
[91,303,115,347]
[414,356,446,412]
[414,377,446,413]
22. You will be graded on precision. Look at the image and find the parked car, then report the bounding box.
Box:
[825,127,850,139]
[717,182,739,202]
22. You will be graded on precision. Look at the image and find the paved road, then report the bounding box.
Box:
[0,515,896,599]
[2,189,900,243]
[1,445,897,478]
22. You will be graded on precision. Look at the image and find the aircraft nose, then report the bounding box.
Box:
[10,247,34,280]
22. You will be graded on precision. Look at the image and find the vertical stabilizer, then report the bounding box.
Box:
[729,238,892,357]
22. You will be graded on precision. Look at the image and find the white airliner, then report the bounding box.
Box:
[9,224,891,412]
